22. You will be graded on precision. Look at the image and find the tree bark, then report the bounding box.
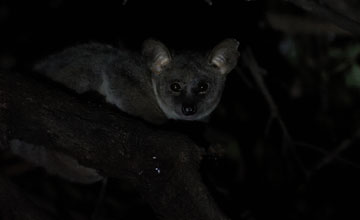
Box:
[0,71,229,220]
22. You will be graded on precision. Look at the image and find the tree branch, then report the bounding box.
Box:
[0,71,229,220]
[313,129,360,173]
[266,12,349,35]
[241,48,307,176]
[285,0,360,36]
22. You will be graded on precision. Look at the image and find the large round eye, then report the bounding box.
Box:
[170,82,182,92]
[198,82,209,93]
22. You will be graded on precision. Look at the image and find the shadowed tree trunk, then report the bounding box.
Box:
[0,71,229,220]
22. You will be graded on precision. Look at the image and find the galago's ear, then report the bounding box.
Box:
[208,39,240,75]
[142,39,171,74]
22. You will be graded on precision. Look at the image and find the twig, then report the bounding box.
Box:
[295,129,360,179]
[242,47,289,140]
[296,142,360,170]
[314,139,351,171]
[314,129,360,172]
[241,47,305,174]
[234,66,255,89]
[285,0,360,36]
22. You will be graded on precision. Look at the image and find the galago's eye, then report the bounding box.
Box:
[170,82,182,92]
[198,82,209,93]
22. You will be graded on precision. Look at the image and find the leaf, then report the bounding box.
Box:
[346,64,360,88]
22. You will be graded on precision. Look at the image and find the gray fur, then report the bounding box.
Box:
[35,39,239,124]
[28,39,239,183]
[35,43,165,123]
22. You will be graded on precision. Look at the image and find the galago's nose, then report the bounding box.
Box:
[182,104,197,116]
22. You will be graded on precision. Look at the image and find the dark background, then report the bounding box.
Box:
[1,0,360,219]
[0,0,264,70]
